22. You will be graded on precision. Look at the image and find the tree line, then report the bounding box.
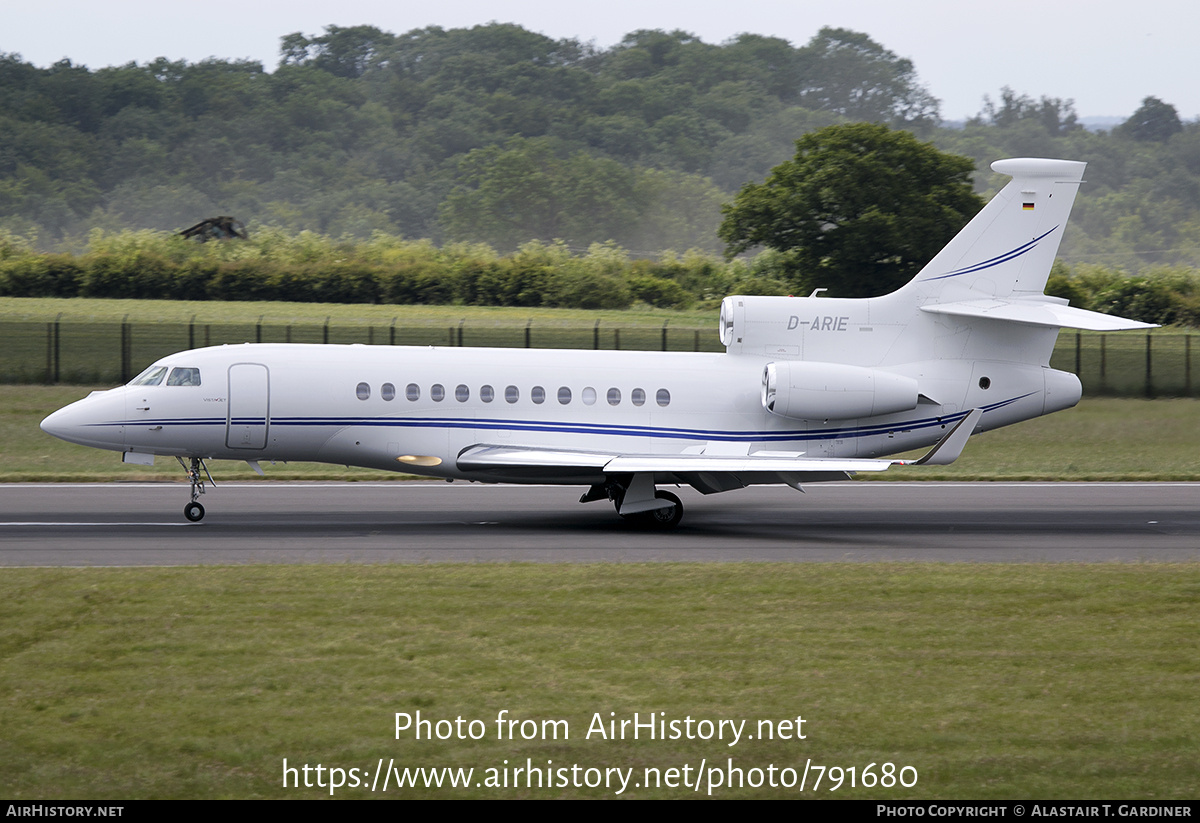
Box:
[0,23,974,253]
[2,22,1200,298]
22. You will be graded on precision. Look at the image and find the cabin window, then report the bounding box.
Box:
[481,385,495,403]
[381,383,395,401]
[531,386,545,404]
[632,388,646,406]
[656,388,671,407]
[607,388,621,406]
[356,382,370,400]
[406,383,420,401]
[557,386,572,405]
[129,366,167,387]
[505,385,519,404]
[167,367,201,387]
[455,384,470,402]
[431,384,445,402]
[582,387,597,406]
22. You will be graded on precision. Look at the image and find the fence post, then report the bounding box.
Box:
[286,325,292,343]
[256,315,263,344]
[1075,332,1081,376]
[1186,334,1192,397]
[694,329,700,352]
[188,314,195,350]
[53,313,61,384]
[457,320,464,347]
[1100,335,1106,393]
[593,319,600,350]
[120,315,131,384]
[390,317,396,346]
[45,322,53,384]
[614,328,620,350]
[661,320,669,352]
[525,319,532,348]
[1145,333,1154,399]
[323,317,330,345]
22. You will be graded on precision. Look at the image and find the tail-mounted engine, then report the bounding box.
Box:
[761,361,919,420]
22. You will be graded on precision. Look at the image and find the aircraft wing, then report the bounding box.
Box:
[457,410,982,493]
[457,445,894,475]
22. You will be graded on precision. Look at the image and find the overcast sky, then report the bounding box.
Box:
[4,0,1198,121]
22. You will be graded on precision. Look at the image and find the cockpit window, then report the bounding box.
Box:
[167,367,201,387]
[129,366,167,386]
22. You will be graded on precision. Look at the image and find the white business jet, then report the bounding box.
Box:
[41,159,1152,527]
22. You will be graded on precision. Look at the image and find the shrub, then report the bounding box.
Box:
[0,255,84,297]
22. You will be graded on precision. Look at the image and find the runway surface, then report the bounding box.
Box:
[1,481,1198,565]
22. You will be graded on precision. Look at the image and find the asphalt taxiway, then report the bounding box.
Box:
[1,481,1197,565]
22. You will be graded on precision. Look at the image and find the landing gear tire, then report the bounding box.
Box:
[645,491,683,529]
[178,456,214,522]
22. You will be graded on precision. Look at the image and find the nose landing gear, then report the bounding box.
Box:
[177,456,215,522]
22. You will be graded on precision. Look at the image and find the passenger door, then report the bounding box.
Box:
[226,363,269,449]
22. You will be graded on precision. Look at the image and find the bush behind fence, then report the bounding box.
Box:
[2,319,1195,397]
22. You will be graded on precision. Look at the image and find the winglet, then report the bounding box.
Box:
[895,408,983,467]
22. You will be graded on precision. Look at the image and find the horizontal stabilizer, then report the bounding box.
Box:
[920,299,1156,331]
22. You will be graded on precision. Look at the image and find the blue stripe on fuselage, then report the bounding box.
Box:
[85,394,1028,444]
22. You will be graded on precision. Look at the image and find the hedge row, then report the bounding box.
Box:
[1045,263,1200,327]
[0,252,725,309]
[0,231,797,310]
[2,230,1199,324]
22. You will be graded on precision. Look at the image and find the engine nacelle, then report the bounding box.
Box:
[762,361,919,420]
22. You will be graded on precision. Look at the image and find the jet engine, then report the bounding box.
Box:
[761,361,919,420]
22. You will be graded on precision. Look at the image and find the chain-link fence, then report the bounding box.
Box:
[3,318,1195,396]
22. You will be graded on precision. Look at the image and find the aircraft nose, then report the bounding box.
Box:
[39,406,69,438]
[40,390,127,451]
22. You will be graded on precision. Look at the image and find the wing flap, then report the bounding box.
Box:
[604,454,894,473]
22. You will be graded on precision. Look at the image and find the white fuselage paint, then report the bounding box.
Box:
[42,335,1070,483]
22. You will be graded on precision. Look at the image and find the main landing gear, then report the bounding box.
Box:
[177,456,215,522]
[633,490,683,529]
[579,476,684,529]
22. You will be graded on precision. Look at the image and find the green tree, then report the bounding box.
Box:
[1118,96,1182,142]
[439,138,643,251]
[718,123,983,297]
[796,28,939,127]
[973,86,1081,135]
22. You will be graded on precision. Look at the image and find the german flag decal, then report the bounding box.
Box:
[1022,202,1035,211]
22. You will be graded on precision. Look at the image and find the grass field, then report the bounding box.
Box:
[5,386,1197,481]
[0,295,715,326]
[2,563,1198,799]
[4,298,1198,800]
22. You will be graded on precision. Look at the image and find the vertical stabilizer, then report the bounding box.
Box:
[906,158,1085,304]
